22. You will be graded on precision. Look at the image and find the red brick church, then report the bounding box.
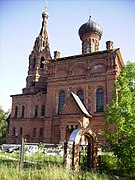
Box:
[6,7,124,145]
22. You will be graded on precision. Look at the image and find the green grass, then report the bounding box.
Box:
[0,163,110,180]
[0,153,110,180]
[0,151,19,158]
[0,151,63,165]
[1,151,134,179]
[25,152,63,165]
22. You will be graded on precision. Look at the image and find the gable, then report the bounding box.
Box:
[71,92,91,117]
[61,95,82,115]
[61,92,91,117]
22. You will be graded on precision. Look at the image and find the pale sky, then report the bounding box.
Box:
[0,0,135,111]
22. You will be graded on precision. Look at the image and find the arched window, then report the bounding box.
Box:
[32,57,36,68]
[58,91,65,113]
[34,105,38,118]
[96,88,104,112]
[40,57,44,68]
[41,105,45,116]
[21,105,25,118]
[14,106,18,117]
[77,90,84,102]
[86,43,90,53]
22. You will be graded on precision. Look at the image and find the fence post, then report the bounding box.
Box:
[19,137,25,170]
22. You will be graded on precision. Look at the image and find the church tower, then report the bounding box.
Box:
[23,6,52,94]
[78,16,103,54]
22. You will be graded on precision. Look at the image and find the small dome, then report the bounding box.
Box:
[78,16,103,40]
[42,11,48,18]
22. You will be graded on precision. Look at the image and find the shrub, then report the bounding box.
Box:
[99,154,118,174]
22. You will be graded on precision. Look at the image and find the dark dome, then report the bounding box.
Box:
[78,16,103,39]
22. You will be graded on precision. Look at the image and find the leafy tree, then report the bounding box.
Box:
[104,62,135,173]
[0,106,9,144]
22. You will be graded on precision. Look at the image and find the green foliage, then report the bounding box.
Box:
[99,154,118,173]
[0,106,9,144]
[79,145,88,170]
[104,62,135,173]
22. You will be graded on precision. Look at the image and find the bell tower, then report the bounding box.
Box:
[23,5,52,94]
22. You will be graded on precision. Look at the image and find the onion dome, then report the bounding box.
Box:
[42,8,48,19]
[78,16,103,40]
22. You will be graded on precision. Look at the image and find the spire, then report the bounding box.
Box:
[33,0,51,60]
[87,15,91,24]
[23,1,51,95]
[41,0,49,32]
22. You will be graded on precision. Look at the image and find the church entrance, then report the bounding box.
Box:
[65,128,98,170]
[79,134,93,170]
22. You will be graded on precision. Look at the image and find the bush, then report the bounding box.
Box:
[99,154,118,174]
[99,153,135,179]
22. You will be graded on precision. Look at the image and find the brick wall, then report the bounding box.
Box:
[7,49,124,145]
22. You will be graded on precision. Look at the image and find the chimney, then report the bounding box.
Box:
[54,51,61,60]
[106,41,113,50]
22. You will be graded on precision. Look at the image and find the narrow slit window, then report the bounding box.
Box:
[34,105,38,118]
[39,128,43,137]
[14,106,18,117]
[13,127,15,136]
[32,57,36,68]
[33,128,36,137]
[41,105,45,116]
[21,105,25,118]
[40,57,44,68]
[20,127,22,135]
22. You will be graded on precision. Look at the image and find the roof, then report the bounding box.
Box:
[78,16,103,40]
[56,48,118,61]
[71,92,92,118]
[54,48,124,68]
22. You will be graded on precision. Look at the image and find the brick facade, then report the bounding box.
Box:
[6,9,124,146]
